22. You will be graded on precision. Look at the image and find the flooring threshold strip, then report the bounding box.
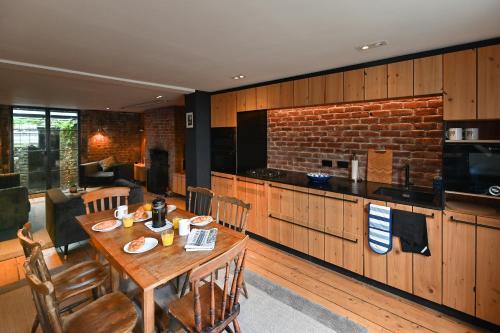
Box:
[246,241,485,333]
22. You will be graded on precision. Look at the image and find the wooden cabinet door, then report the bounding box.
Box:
[324,193,344,267]
[308,190,325,231]
[254,182,268,238]
[325,72,343,104]
[363,199,387,283]
[293,78,310,107]
[364,65,388,100]
[256,86,268,110]
[343,195,364,274]
[280,81,294,108]
[279,186,295,222]
[476,217,500,325]
[236,90,246,112]
[442,211,476,315]
[211,94,223,127]
[268,184,281,217]
[386,203,413,293]
[308,229,325,260]
[293,224,309,253]
[388,60,413,98]
[293,187,309,226]
[224,92,237,127]
[309,76,325,105]
[267,216,280,243]
[412,207,442,303]
[478,45,500,119]
[244,88,256,111]
[280,220,294,248]
[236,179,249,228]
[267,83,281,109]
[443,49,477,120]
[343,69,364,102]
[414,55,443,95]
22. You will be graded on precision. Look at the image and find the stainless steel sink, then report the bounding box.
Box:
[373,187,435,204]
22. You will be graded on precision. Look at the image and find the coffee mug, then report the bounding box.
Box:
[178,219,191,236]
[448,128,463,141]
[465,128,479,140]
[114,205,128,219]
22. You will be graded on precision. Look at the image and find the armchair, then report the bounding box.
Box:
[79,161,133,188]
[0,185,30,241]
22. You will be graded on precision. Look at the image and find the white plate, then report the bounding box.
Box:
[123,237,158,254]
[92,220,121,232]
[127,211,152,223]
[167,205,176,213]
[190,215,214,227]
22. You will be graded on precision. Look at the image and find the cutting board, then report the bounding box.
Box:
[367,148,393,184]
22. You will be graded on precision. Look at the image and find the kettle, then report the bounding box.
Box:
[152,198,166,228]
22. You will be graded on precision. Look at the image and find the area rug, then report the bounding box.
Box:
[2,269,367,333]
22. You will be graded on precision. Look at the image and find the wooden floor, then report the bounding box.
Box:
[245,239,487,333]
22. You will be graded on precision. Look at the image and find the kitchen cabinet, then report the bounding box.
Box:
[309,76,325,105]
[442,211,476,315]
[293,78,310,106]
[235,177,268,237]
[364,65,388,100]
[256,86,268,110]
[267,83,281,109]
[386,203,413,294]
[475,216,500,325]
[412,207,442,304]
[363,199,388,283]
[324,192,345,267]
[343,69,365,102]
[325,72,343,104]
[268,183,295,245]
[211,92,237,127]
[478,45,500,119]
[279,81,294,108]
[236,88,257,112]
[388,60,413,98]
[293,187,309,226]
[342,195,364,274]
[443,49,477,120]
[414,55,443,95]
[211,172,236,216]
[308,189,325,260]
[280,219,294,249]
[171,172,186,196]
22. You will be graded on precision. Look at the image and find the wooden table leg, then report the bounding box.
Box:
[143,288,155,333]
[111,266,120,292]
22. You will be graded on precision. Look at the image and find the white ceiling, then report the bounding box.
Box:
[0,0,499,111]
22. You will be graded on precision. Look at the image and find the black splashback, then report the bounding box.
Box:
[147,148,169,194]
[237,110,267,172]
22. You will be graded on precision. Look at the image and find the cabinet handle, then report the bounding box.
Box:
[327,195,359,204]
[213,174,234,180]
[268,213,294,224]
[325,231,358,244]
[425,213,435,218]
[236,177,265,185]
[449,216,475,226]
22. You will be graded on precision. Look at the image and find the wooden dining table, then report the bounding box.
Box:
[76,203,246,333]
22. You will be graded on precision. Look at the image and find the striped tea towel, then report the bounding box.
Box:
[368,203,392,254]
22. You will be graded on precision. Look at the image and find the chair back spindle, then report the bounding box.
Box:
[215,195,251,234]
[187,186,214,216]
[81,187,130,214]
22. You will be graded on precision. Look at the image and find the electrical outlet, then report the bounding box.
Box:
[337,160,349,169]
[321,159,333,167]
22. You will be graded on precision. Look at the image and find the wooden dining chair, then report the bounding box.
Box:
[168,236,249,333]
[187,186,215,216]
[18,224,109,333]
[180,195,252,298]
[81,186,130,214]
[24,245,138,333]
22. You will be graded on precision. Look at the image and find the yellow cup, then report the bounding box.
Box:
[161,229,174,246]
[123,216,134,228]
[172,216,181,230]
[143,203,152,211]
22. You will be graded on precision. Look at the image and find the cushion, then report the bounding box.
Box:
[99,156,117,171]
[88,171,114,179]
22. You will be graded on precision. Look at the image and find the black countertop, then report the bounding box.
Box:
[235,169,443,210]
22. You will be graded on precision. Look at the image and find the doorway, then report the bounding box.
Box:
[12,108,79,193]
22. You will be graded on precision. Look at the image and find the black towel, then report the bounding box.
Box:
[392,209,431,256]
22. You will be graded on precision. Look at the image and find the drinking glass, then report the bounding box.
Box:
[123,216,134,228]
[161,228,174,246]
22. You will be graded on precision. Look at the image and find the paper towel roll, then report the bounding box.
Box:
[351,159,358,181]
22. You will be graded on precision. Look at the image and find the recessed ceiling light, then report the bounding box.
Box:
[357,40,388,51]
[232,74,245,80]
[156,95,163,99]
[105,107,110,110]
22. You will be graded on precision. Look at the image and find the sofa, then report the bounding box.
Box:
[79,161,134,189]
[0,173,30,241]
[45,178,144,255]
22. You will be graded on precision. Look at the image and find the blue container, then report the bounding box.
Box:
[307,173,332,184]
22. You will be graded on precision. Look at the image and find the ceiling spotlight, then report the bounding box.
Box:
[105,107,110,110]
[357,40,388,51]
[232,74,245,80]
[156,95,163,99]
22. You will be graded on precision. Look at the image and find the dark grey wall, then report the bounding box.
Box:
[184,91,211,192]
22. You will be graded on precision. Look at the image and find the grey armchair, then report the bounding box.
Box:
[78,161,133,189]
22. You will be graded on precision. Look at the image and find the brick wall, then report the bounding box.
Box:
[80,110,143,163]
[144,106,185,189]
[0,105,11,172]
[268,96,443,187]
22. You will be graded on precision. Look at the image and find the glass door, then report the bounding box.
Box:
[12,108,79,193]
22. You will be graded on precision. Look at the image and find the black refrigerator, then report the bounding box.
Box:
[237,110,267,172]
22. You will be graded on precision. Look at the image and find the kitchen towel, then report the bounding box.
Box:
[392,209,431,256]
[368,204,392,254]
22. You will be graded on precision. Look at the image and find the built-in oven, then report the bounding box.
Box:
[443,143,500,196]
[211,127,236,174]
